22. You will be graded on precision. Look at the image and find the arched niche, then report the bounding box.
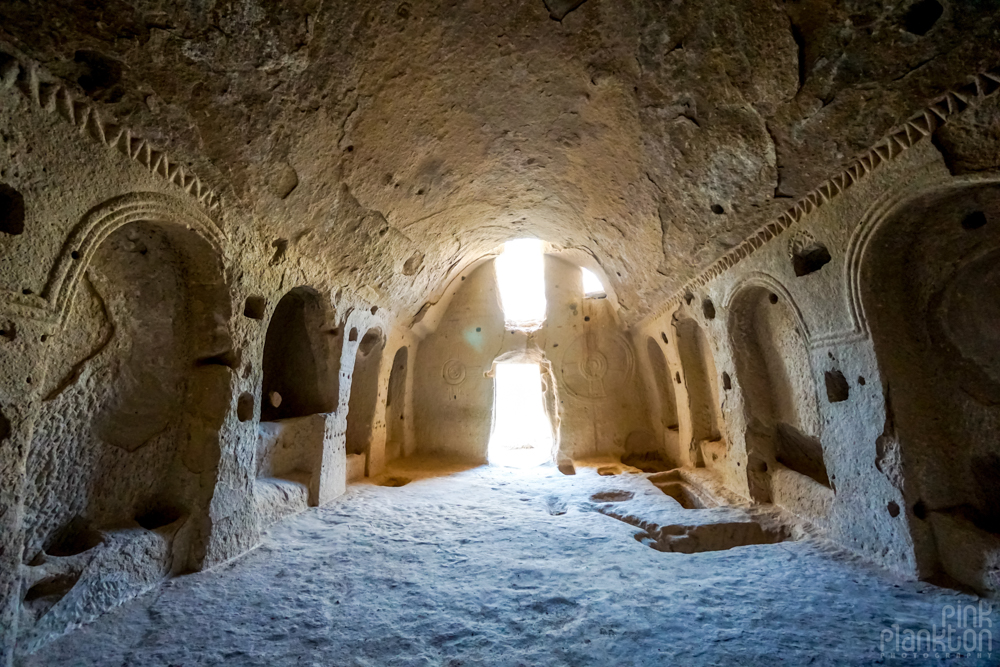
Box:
[346,328,386,474]
[260,287,338,422]
[22,204,232,635]
[728,285,825,502]
[673,317,722,460]
[861,181,1000,593]
[384,346,409,463]
[645,336,679,431]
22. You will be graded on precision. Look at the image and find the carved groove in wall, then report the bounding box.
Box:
[647,66,1000,322]
[0,192,225,326]
[0,51,222,215]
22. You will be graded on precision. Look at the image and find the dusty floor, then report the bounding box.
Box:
[22,461,994,666]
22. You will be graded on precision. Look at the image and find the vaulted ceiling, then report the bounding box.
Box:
[3,0,999,323]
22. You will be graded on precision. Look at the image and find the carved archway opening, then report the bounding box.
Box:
[346,327,386,475]
[728,285,826,503]
[21,203,232,644]
[861,182,1000,594]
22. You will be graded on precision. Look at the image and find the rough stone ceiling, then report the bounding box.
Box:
[2,0,999,324]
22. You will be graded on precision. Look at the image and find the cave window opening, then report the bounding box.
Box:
[495,239,546,329]
[581,267,606,299]
[488,363,553,468]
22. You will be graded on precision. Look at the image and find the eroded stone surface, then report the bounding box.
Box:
[20,463,993,667]
[1,2,1000,663]
[2,1,998,322]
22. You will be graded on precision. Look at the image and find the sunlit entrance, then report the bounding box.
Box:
[488,363,553,468]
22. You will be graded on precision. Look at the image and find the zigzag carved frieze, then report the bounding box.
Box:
[0,52,222,215]
[651,66,1000,321]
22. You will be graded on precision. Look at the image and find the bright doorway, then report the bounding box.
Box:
[488,363,553,468]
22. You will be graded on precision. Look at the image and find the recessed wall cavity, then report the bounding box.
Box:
[862,182,1000,595]
[674,318,722,455]
[729,286,826,501]
[21,216,232,648]
[346,328,386,473]
[0,183,25,235]
[384,346,409,463]
[243,296,266,320]
[260,287,339,421]
[645,337,679,431]
[792,242,832,277]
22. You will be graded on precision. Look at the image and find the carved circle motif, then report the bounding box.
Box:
[580,351,608,381]
[442,359,467,385]
[561,334,634,400]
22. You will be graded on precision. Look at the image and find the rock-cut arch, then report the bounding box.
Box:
[346,327,387,475]
[261,287,339,422]
[728,283,825,503]
[42,192,226,327]
[860,180,1000,595]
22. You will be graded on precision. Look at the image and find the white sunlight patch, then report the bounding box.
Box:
[495,239,546,329]
[581,267,605,297]
[488,363,553,468]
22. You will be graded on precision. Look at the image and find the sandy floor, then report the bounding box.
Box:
[22,461,994,666]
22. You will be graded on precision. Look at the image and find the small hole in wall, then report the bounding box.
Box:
[902,0,943,35]
[47,520,102,557]
[552,343,558,348]
[135,506,183,531]
[237,392,254,422]
[675,372,682,384]
[476,327,481,332]
[684,292,694,305]
[23,573,80,608]
[71,250,81,260]
[793,243,832,277]
[768,293,778,304]
[371,306,379,315]
[243,296,266,320]
[39,335,47,343]
[858,376,866,386]
[825,370,850,403]
[887,501,901,518]
[913,500,928,520]
[702,299,716,320]
[661,332,668,345]
[584,316,591,322]
[22,288,32,295]
[349,327,359,342]
[0,407,10,442]
[711,204,725,215]
[962,211,987,230]
[346,145,354,153]
[0,183,25,235]
[722,372,732,390]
